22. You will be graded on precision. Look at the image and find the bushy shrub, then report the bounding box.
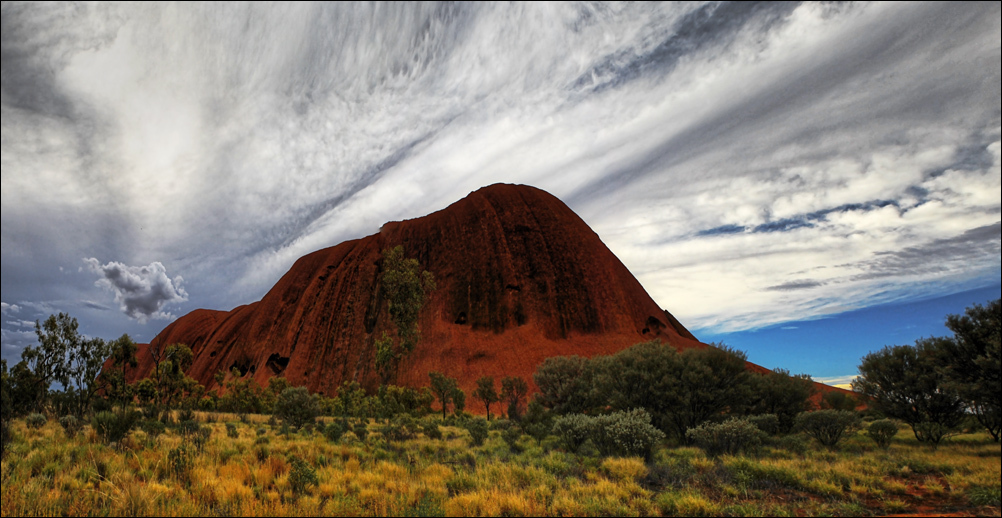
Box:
[274,387,320,431]
[795,410,861,449]
[177,408,196,423]
[465,419,489,447]
[168,445,194,484]
[353,422,369,442]
[502,427,522,453]
[325,420,350,443]
[289,457,319,495]
[868,420,899,449]
[26,413,47,430]
[747,414,781,436]
[382,415,417,442]
[553,414,595,453]
[225,423,239,439]
[257,427,268,437]
[59,415,83,437]
[140,420,166,438]
[592,409,666,459]
[686,418,766,457]
[93,411,140,444]
[1,420,10,459]
[423,422,443,441]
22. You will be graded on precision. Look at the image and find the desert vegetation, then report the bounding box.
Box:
[0,300,998,517]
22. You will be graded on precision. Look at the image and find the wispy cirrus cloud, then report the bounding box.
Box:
[1,2,999,365]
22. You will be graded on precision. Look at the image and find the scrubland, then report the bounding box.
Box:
[2,414,999,517]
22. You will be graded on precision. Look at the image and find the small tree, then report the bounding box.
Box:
[429,372,458,420]
[854,340,965,446]
[451,387,466,415]
[939,299,1001,442]
[687,418,766,457]
[821,391,859,412]
[101,335,138,412]
[275,387,320,430]
[501,376,529,421]
[795,410,861,449]
[534,356,595,415]
[375,246,436,383]
[750,369,817,433]
[473,376,500,421]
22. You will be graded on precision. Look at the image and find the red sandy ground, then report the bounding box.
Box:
[122,184,849,403]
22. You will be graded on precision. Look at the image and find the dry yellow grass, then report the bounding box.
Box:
[1,416,999,517]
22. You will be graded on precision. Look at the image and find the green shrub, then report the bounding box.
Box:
[353,423,369,442]
[867,420,899,449]
[423,422,443,441]
[289,457,319,495]
[225,423,239,439]
[168,445,194,484]
[256,427,268,437]
[274,387,320,431]
[177,408,196,423]
[968,486,1002,508]
[795,410,861,449]
[59,415,83,437]
[140,420,166,438]
[553,414,595,453]
[383,415,418,442]
[255,437,270,446]
[1,419,10,459]
[502,427,522,453]
[687,418,766,457]
[26,413,47,430]
[747,414,781,436]
[325,420,350,443]
[592,409,666,459]
[93,411,140,444]
[465,419,489,447]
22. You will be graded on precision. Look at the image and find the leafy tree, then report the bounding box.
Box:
[153,344,197,411]
[101,335,138,411]
[333,380,368,419]
[429,372,458,419]
[501,376,529,421]
[375,246,436,382]
[473,376,500,421]
[594,341,754,443]
[275,387,320,430]
[451,386,466,415]
[134,378,158,407]
[533,356,596,415]
[218,368,267,414]
[750,369,817,433]
[854,339,966,446]
[821,391,859,412]
[20,315,78,411]
[939,299,1001,442]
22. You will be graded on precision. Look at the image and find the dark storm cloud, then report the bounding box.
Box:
[84,259,188,323]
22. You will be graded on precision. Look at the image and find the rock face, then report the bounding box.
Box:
[130,184,730,397]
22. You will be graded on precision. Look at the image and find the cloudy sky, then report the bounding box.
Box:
[2,2,999,381]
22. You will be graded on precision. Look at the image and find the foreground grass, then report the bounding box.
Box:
[2,416,999,517]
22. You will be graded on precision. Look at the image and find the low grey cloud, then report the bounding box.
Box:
[1,2,999,346]
[767,281,825,292]
[84,259,188,323]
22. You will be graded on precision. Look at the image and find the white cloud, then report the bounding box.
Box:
[0,303,19,316]
[84,259,188,323]
[2,2,999,337]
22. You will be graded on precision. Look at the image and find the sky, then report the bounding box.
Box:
[2,2,1000,384]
